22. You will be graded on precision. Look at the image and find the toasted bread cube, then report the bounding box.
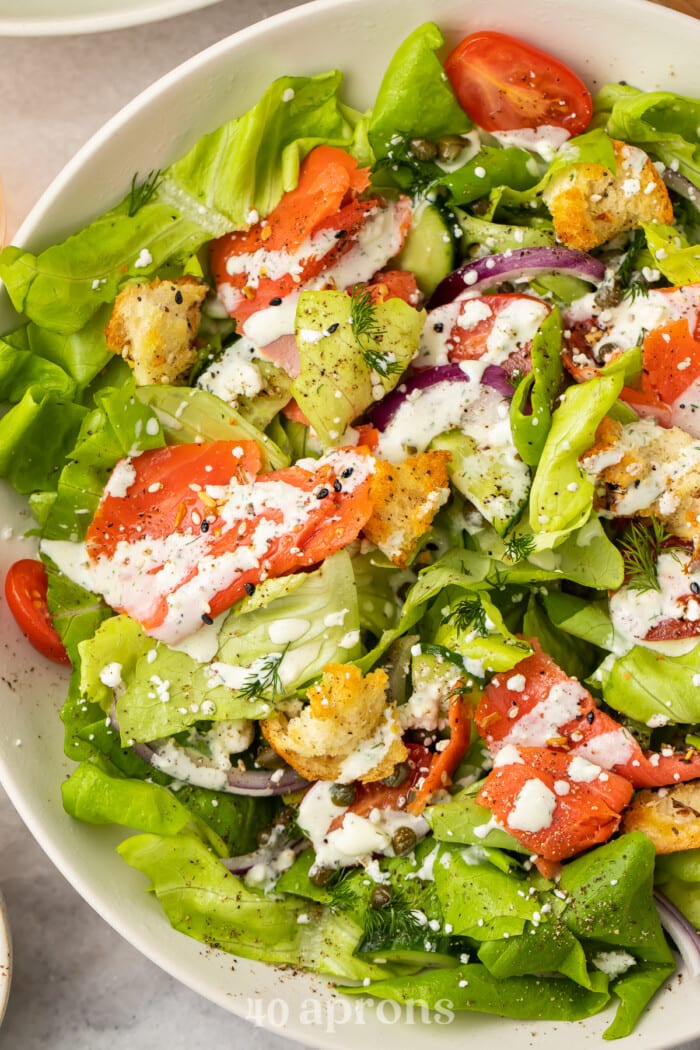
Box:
[261,663,407,783]
[105,275,208,385]
[363,450,451,568]
[621,781,700,853]
[543,139,673,251]
[580,417,700,549]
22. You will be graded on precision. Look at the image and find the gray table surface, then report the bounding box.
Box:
[0,1,699,1048]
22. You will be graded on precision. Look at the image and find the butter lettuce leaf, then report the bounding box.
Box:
[292,289,425,448]
[0,203,206,335]
[596,83,700,186]
[162,72,369,237]
[530,371,624,540]
[118,832,389,981]
[368,22,470,158]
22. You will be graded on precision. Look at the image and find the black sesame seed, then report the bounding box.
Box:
[200,520,210,533]
[327,322,339,334]
[691,582,700,595]
[333,479,342,492]
[174,289,183,305]
[334,229,348,239]
[341,467,354,478]
[433,322,444,333]
[201,613,214,625]
[269,296,283,306]
[316,487,330,499]
[245,582,256,596]
[586,711,595,724]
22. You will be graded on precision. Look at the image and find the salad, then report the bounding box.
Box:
[1,18,700,1039]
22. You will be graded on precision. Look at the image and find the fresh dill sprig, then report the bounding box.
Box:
[349,284,402,378]
[237,645,289,703]
[128,169,163,217]
[503,534,536,563]
[446,596,488,637]
[360,888,429,951]
[616,229,645,288]
[623,279,650,303]
[327,869,357,912]
[618,517,684,593]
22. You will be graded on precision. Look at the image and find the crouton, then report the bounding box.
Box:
[580,417,700,549]
[543,139,673,251]
[105,276,208,385]
[362,450,451,568]
[621,780,700,853]
[261,663,407,783]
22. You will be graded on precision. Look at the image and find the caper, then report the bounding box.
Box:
[369,885,393,909]
[409,137,438,162]
[255,746,286,770]
[329,782,356,807]
[256,827,272,847]
[309,865,335,888]
[437,134,466,162]
[382,761,410,789]
[391,826,418,856]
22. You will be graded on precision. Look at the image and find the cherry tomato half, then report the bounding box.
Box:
[4,559,71,665]
[445,31,593,135]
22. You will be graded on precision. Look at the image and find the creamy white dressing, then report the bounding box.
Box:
[337,708,398,783]
[416,294,548,369]
[671,375,700,438]
[219,199,409,349]
[570,727,637,769]
[609,550,700,656]
[491,125,570,163]
[565,286,700,358]
[297,780,428,872]
[42,447,372,646]
[197,339,265,404]
[144,718,255,790]
[506,777,556,833]
[496,678,588,750]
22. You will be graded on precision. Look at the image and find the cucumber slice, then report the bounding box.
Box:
[393,202,456,295]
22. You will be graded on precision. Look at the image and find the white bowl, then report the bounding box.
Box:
[0,0,224,37]
[1,1,699,1048]
[0,889,11,1026]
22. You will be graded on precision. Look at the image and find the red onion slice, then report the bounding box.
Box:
[662,167,700,211]
[369,361,513,433]
[369,364,469,431]
[109,704,308,796]
[222,838,305,874]
[654,890,700,978]
[427,247,606,310]
[481,364,514,400]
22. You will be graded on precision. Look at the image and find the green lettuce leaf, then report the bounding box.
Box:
[597,83,700,186]
[655,850,700,929]
[0,203,206,335]
[368,22,470,158]
[642,222,700,284]
[529,370,624,540]
[134,385,288,470]
[510,306,564,467]
[162,72,368,236]
[603,643,700,725]
[343,964,611,1022]
[118,831,389,981]
[291,289,424,447]
[0,390,87,494]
